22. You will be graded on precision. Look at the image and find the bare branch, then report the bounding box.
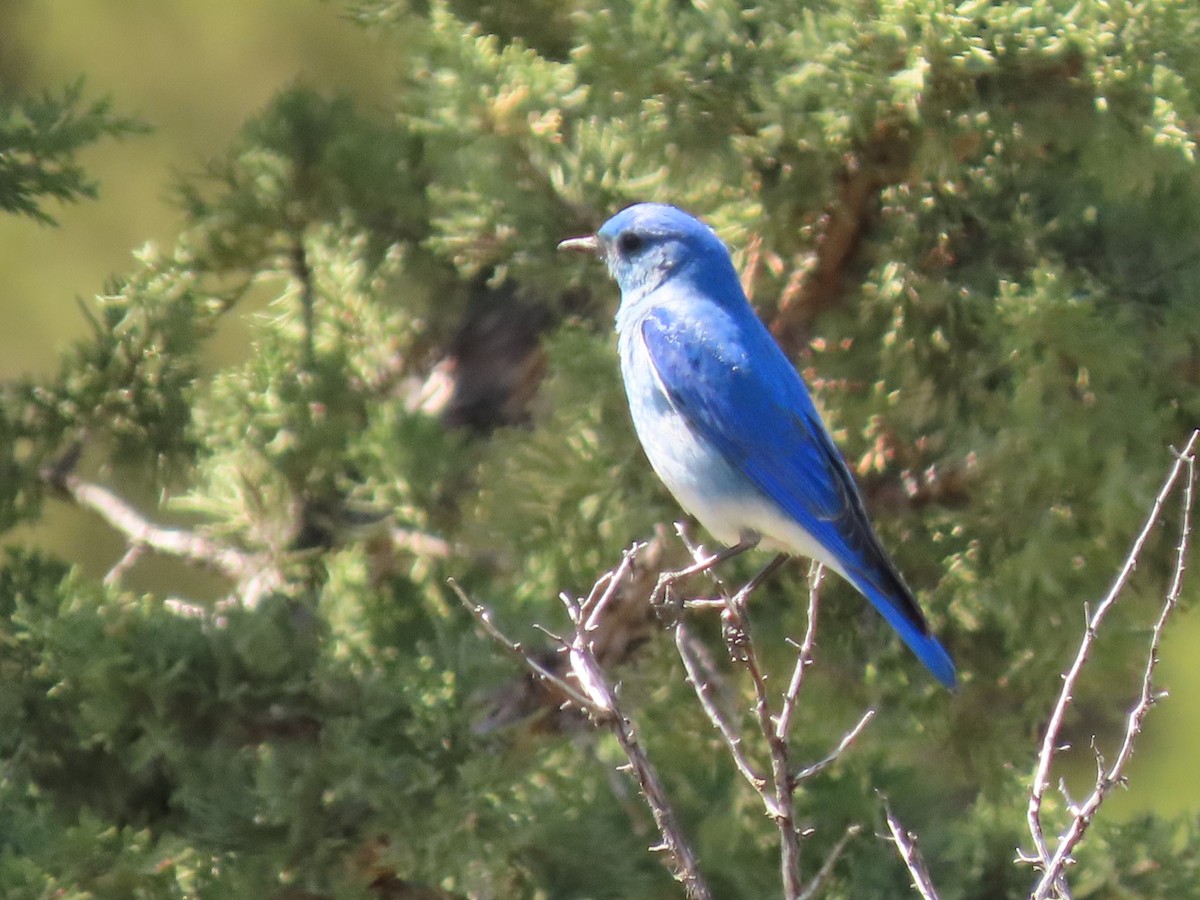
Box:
[884,802,941,900]
[650,528,758,610]
[672,538,805,896]
[473,532,674,735]
[665,532,875,898]
[45,454,448,610]
[451,564,714,900]
[581,542,645,629]
[1026,430,1198,899]
[464,524,875,900]
[724,567,806,894]
[60,475,260,579]
[45,469,286,607]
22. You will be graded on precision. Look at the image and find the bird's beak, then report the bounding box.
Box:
[557,234,600,254]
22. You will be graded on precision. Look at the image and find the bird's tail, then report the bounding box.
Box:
[854,579,957,689]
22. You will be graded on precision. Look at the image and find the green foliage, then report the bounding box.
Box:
[0,79,145,225]
[2,0,1200,896]
[466,324,671,605]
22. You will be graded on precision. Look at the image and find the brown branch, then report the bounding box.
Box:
[45,469,284,607]
[770,123,913,356]
[1025,430,1198,899]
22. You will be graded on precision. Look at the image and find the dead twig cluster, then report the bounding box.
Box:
[1022,430,1198,900]
[883,431,1199,900]
[456,529,875,899]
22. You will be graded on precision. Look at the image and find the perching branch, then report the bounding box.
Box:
[460,528,876,900]
[1024,430,1198,899]
[663,529,874,899]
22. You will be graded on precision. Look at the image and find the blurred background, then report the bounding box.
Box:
[1,0,1197,831]
[0,0,403,590]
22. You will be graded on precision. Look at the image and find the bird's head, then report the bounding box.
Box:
[559,203,737,303]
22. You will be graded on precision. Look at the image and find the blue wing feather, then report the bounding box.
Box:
[640,300,956,688]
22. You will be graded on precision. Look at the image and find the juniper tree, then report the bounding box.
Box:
[1,1,1199,897]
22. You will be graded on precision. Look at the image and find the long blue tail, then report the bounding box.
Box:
[856,580,957,689]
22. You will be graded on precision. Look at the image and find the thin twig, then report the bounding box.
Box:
[730,579,805,895]
[669,534,875,899]
[650,530,758,609]
[798,824,861,900]
[582,543,645,629]
[674,536,806,897]
[1027,431,1198,899]
[796,709,877,782]
[884,802,940,900]
[103,543,145,588]
[449,580,600,714]
[675,622,764,792]
[776,563,825,741]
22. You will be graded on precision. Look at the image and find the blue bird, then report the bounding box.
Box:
[559,202,955,688]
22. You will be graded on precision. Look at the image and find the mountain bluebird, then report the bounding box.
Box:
[559,202,956,688]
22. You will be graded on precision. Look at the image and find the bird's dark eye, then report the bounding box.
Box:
[617,231,644,255]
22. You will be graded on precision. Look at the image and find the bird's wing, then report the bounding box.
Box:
[640,302,862,541]
[639,302,955,687]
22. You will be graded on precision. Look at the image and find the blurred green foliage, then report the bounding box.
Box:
[1,0,1199,896]
[0,79,145,224]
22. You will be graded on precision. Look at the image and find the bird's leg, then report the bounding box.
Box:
[650,534,760,621]
[740,553,790,600]
[722,554,789,665]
